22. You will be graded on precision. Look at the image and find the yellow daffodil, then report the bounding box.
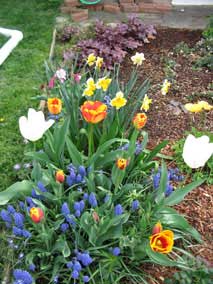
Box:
[96,77,112,92]
[140,94,152,112]
[83,78,96,97]
[197,101,213,111]
[96,57,103,69]
[184,103,203,113]
[161,79,171,95]
[87,53,96,66]
[110,91,127,110]
[131,52,145,66]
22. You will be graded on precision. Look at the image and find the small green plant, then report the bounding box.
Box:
[174,41,193,55]
[165,258,213,284]
[202,16,213,40]
[194,17,213,70]
[172,128,213,185]
[162,57,177,81]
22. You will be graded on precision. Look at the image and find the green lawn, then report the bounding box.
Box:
[0,0,61,191]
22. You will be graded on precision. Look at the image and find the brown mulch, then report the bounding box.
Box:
[122,28,213,282]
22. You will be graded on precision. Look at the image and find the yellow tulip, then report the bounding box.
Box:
[197,101,213,111]
[184,103,203,113]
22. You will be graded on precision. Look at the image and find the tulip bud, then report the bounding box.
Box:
[30,207,44,223]
[92,211,100,223]
[152,222,163,235]
[56,170,65,183]
[116,158,128,170]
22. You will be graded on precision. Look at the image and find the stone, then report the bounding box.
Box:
[71,9,88,22]
[138,3,172,13]
[120,3,139,13]
[104,3,121,14]
[169,100,180,107]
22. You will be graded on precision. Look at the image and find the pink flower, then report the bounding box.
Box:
[55,68,66,83]
[48,76,55,89]
[73,73,81,83]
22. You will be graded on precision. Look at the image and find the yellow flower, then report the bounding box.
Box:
[0,117,5,122]
[184,103,203,113]
[96,77,112,92]
[197,101,213,111]
[161,79,171,95]
[83,78,96,97]
[140,94,152,112]
[131,52,145,66]
[110,91,127,110]
[96,57,103,69]
[87,53,96,66]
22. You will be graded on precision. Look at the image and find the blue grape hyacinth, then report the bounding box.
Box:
[13,269,33,284]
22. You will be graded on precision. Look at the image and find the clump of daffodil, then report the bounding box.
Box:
[161,79,171,95]
[96,57,104,69]
[185,100,213,113]
[110,91,127,110]
[140,94,152,112]
[83,78,96,97]
[96,77,112,92]
[87,53,96,66]
[131,52,145,66]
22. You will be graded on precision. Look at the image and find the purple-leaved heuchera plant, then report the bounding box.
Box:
[63,15,156,69]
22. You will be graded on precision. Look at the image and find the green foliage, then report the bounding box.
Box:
[165,258,213,284]
[172,128,213,185]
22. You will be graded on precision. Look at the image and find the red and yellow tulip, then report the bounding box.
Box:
[30,207,44,223]
[132,113,147,130]
[81,101,107,124]
[150,222,174,254]
[116,158,128,170]
[56,170,65,183]
[47,98,62,115]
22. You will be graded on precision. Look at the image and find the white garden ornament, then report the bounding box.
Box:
[19,108,55,142]
[182,134,213,169]
[0,27,23,66]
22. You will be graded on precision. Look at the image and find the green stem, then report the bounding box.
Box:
[88,123,94,157]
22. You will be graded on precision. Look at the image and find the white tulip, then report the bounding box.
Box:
[182,134,213,169]
[19,108,55,142]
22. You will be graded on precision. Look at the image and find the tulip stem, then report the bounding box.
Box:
[88,123,94,157]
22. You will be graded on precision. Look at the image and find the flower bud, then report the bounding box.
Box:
[56,170,65,183]
[30,207,44,223]
[152,222,163,235]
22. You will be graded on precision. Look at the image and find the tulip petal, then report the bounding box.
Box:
[183,134,213,168]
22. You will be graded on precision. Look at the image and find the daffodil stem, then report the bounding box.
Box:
[88,124,94,157]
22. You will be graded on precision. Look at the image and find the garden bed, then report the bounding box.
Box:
[120,27,213,282]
